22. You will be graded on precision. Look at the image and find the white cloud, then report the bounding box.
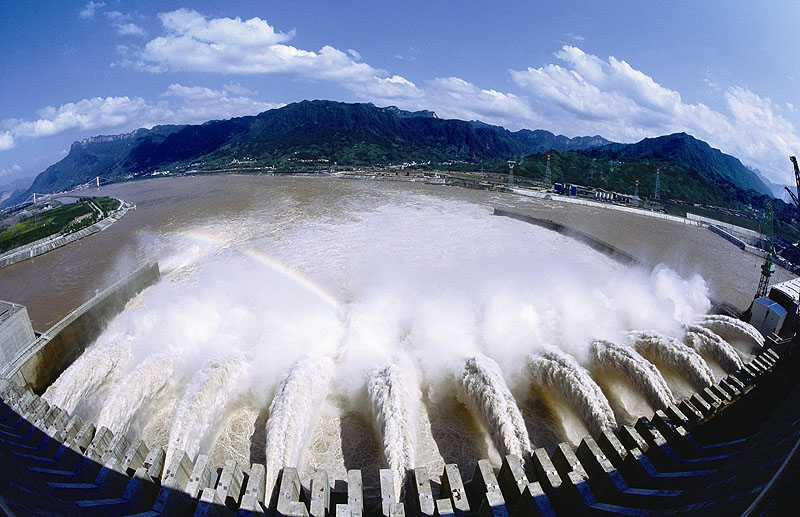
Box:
[420,77,538,127]
[115,23,145,36]
[79,1,105,19]
[0,84,279,150]
[133,9,421,100]
[105,10,145,36]
[0,132,14,151]
[503,45,800,184]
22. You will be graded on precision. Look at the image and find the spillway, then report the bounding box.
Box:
[95,352,176,438]
[590,339,676,410]
[264,356,333,494]
[627,330,715,389]
[526,349,617,436]
[10,177,780,511]
[367,363,419,496]
[458,355,532,458]
[163,355,248,470]
[42,340,133,415]
[684,324,744,373]
[698,314,765,350]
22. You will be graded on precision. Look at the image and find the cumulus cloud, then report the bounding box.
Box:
[421,77,538,127]
[104,10,145,36]
[504,45,800,183]
[79,1,105,19]
[132,9,423,100]
[0,85,279,150]
[0,132,14,151]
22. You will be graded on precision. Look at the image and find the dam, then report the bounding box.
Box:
[0,175,798,515]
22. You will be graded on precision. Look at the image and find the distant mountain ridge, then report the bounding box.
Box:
[587,132,772,197]
[7,100,773,206]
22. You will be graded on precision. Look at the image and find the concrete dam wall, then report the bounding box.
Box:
[0,262,160,393]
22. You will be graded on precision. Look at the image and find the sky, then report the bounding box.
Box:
[1,0,799,188]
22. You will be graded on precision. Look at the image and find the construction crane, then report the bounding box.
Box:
[784,156,800,219]
[754,201,776,301]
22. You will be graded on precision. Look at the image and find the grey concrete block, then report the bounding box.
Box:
[479,489,509,517]
[551,443,587,479]
[119,440,149,475]
[435,498,455,516]
[335,504,352,517]
[347,469,364,517]
[440,464,469,515]
[86,426,114,461]
[411,467,435,517]
[143,446,165,480]
[309,469,329,517]
[689,394,713,417]
[597,430,628,468]
[162,450,194,490]
[186,454,216,499]
[511,482,554,517]
[497,455,527,509]
[218,460,244,507]
[101,432,130,465]
[380,469,397,517]
[239,463,266,512]
[677,400,704,422]
[531,448,562,494]
[277,467,308,517]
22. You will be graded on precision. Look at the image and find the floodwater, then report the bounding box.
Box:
[0,175,791,331]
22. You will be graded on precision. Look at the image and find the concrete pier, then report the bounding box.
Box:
[0,331,798,514]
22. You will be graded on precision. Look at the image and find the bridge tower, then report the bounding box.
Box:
[545,154,552,186]
[507,160,516,186]
[653,168,661,199]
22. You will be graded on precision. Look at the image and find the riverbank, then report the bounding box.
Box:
[0,199,133,268]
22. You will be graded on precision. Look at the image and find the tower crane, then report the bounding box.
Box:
[784,156,800,219]
[754,201,776,301]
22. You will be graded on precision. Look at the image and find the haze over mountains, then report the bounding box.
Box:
[6,100,773,207]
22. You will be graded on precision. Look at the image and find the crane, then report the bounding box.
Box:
[754,201,776,300]
[784,156,800,219]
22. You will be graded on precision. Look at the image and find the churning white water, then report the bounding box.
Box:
[368,363,419,495]
[626,331,714,390]
[697,315,764,353]
[590,340,676,410]
[526,348,617,436]
[44,179,743,486]
[684,324,744,373]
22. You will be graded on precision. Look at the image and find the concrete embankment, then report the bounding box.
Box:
[494,208,647,269]
[0,200,133,268]
[0,262,160,393]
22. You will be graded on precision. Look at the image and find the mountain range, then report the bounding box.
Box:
[6,99,774,206]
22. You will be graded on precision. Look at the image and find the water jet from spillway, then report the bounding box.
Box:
[458,355,531,458]
[95,352,176,439]
[683,324,744,373]
[264,356,334,496]
[627,331,714,390]
[367,363,419,497]
[164,355,248,469]
[42,340,133,415]
[526,349,617,436]
[590,340,675,410]
[698,315,764,351]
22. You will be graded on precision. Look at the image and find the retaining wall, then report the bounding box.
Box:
[0,262,160,393]
[0,201,132,268]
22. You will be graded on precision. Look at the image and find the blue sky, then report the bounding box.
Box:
[2,1,799,187]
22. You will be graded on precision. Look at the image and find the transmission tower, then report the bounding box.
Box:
[632,178,640,198]
[507,159,516,186]
[653,167,661,199]
[545,154,552,186]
